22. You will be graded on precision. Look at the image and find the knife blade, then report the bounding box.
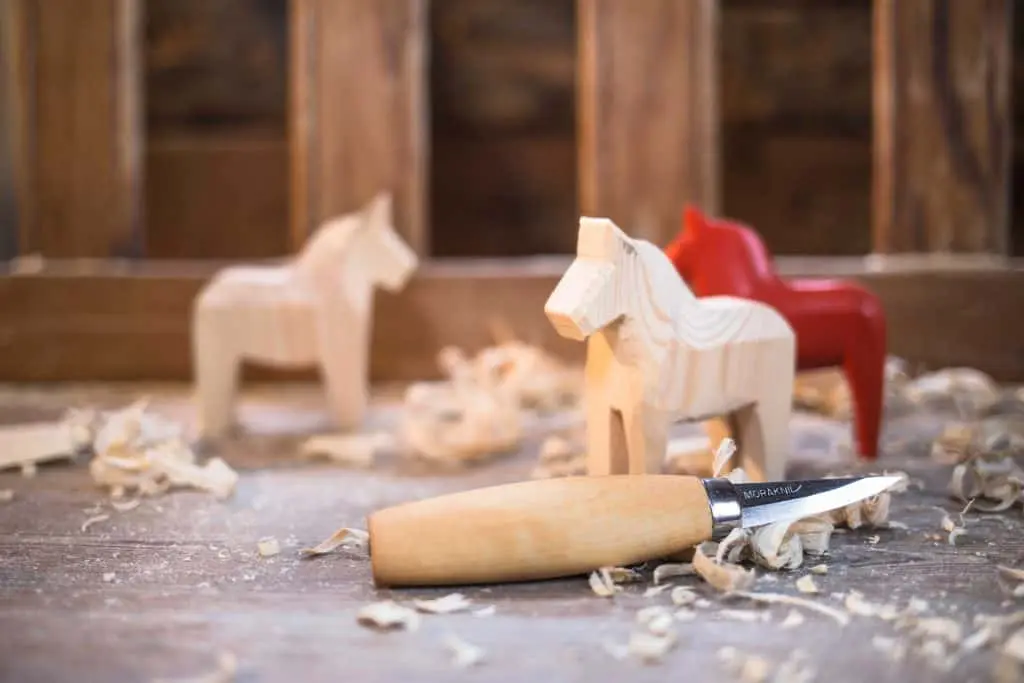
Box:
[367,474,901,588]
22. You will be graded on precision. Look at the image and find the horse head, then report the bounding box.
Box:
[357,192,418,292]
[544,217,629,341]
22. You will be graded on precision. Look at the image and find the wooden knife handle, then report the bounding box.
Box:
[367,475,713,587]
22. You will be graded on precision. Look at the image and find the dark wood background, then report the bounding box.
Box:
[136,0,1024,260]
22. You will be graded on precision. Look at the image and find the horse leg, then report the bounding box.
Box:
[317,317,368,431]
[192,312,241,440]
[621,404,669,475]
[842,311,886,460]
[585,387,629,475]
[732,341,794,482]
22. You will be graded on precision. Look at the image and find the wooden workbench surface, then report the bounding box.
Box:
[0,383,1020,683]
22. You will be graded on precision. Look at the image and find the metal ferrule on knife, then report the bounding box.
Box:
[700,478,742,541]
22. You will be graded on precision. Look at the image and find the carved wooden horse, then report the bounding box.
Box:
[192,192,418,438]
[665,206,886,460]
[544,217,796,482]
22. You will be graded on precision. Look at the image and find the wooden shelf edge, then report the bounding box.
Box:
[1,256,1022,382]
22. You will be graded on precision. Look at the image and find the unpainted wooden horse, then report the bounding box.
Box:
[192,192,418,438]
[544,217,796,482]
[665,206,886,460]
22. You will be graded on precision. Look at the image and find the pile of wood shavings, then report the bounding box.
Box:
[792,356,911,420]
[87,400,238,500]
[400,336,578,465]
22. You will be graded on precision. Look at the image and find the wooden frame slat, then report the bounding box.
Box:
[577,0,719,246]
[10,0,144,258]
[1,257,1021,383]
[290,0,428,254]
[872,0,1012,254]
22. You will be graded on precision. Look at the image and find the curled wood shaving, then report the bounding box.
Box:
[730,591,850,627]
[795,575,819,594]
[712,438,737,477]
[948,434,1024,513]
[671,586,697,606]
[940,512,967,545]
[826,472,906,529]
[357,601,420,631]
[693,542,756,593]
[443,633,485,668]
[714,516,834,572]
[413,593,472,614]
[256,537,280,558]
[300,527,369,557]
[88,401,238,500]
[719,609,770,623]
[589,568,619,597]
[81,514,110,532]
[110,498,140,512]
[298,432,395,468]
[653,562,694,584]
[465,340,582,411]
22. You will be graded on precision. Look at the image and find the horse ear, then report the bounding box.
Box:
[367,191,393,228]
[683,204,705,235]
[577,217,621,259]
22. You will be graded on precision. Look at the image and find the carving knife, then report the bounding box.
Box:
[367,474,901,588]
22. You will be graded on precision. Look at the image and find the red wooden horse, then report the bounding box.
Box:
[664,206,886,460]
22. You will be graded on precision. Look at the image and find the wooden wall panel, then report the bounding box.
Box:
[143,0,290,260]
[0,0,20,259]
[291,0,427,254]
[429,0,578,257]
[578,0,719,247]
[721,1,872,255]
[12,0,144,258]
[873,0,1012,254]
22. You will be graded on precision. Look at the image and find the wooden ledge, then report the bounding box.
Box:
[1,257,1022,382]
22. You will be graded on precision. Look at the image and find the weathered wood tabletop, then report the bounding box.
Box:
[0,383,1020,683]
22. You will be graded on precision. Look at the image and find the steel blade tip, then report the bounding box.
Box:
[737,475,903,529]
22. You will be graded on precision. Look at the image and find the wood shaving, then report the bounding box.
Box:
[730,591,850,627]
[694,542,756,592]
[712,438,738,477]
[636,606,675,635]
[653,562,694,584]
[356,601,420,631]
[607,566,645,584]
[713,516,834,573]
[256,537,280,558]
[940,512,967,545]
[795,575,819,594]
[111,498,140,512]
[81,514,110,532]
[843,590,899,620]
[717,646,771,683]
[472,606,496,618]
[781,610,805,629]
[298,432,395,468]
[530,435,585,479]
[0,489,12,503]
[443,633,485,668]
[750,521,803,570]
[903,367,1002,416]
[413,593,472,614]
[589,568,619,597]
[948,431,1024,513]
[671,586,697,606]
[871,635,907,662]
[103,572,115,582]
[828,472,906,529]
[152,651,237,683]
[627,629,677,664]
[643,584,672,598]
[300,527,369,556]
[809,564,828,575]
[88,401,238,500]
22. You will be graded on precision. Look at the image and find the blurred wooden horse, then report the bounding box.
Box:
[192,192,418,438]
[665,206,886,460]
[545,217,796,482]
